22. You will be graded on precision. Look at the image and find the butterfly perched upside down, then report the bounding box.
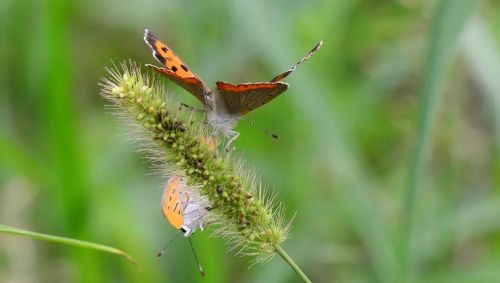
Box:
[161,175,211,237]
[144,29,322,149]
[159,174,211,277]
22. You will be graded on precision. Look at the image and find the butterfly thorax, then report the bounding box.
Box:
[206,88,239,137]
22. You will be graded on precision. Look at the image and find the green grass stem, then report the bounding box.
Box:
[0,224,137,266]
[274,245,311,283]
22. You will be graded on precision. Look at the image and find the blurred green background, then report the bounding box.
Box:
[1,0,500,282]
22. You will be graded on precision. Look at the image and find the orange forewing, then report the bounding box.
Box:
[146,64,207,104]
[216,81,288,115]
[161,175,185,230]
[144,30,211,105]
[144,30,197,78]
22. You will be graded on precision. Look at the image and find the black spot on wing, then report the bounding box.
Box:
[154,52,166,65]
[181,64,188,72]
[171,66,178,72]
[144,30,166,65]
[161,46,168,52]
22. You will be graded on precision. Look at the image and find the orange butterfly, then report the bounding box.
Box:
[159,174,211,276]
[144,29,322,148]
[161,175,210,237]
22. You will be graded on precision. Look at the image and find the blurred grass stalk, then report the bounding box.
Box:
[400,0,477,281]
[0,224,136,265]
[460,16,500,190]
[40,0,101,281]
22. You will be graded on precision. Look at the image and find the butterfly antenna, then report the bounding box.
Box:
[239,117,279,140]
[270,41,323,82]
[157,230,182,258]
[188,237,205,277]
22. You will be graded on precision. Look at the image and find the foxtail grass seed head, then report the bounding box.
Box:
[99,61,291,263]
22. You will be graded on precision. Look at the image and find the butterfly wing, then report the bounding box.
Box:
[144,29,209,104]
[270,41,323,82]
[215,41,321,115]
[216,81,288,115]
[146,64,207,104]
[161,175,187,230]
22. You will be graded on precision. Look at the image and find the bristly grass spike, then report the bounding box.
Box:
[99,61,312,282]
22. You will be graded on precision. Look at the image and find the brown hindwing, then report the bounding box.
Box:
[216,82,288,115]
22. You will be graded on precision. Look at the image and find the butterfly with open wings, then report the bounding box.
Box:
[144,29,322,148]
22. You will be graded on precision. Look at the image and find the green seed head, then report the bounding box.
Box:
[100,61,290,264]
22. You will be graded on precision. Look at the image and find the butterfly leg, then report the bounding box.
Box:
[224,130,240,152]
[179,103,205,113]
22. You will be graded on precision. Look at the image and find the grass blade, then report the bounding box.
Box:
[400,0,478,280]
[460,16,500,191]
[0,224,137,266]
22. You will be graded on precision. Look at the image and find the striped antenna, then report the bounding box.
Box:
[270,41,323,82]
[157,230,182,258]
[239,117,279,140]
[188,238,205,277]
